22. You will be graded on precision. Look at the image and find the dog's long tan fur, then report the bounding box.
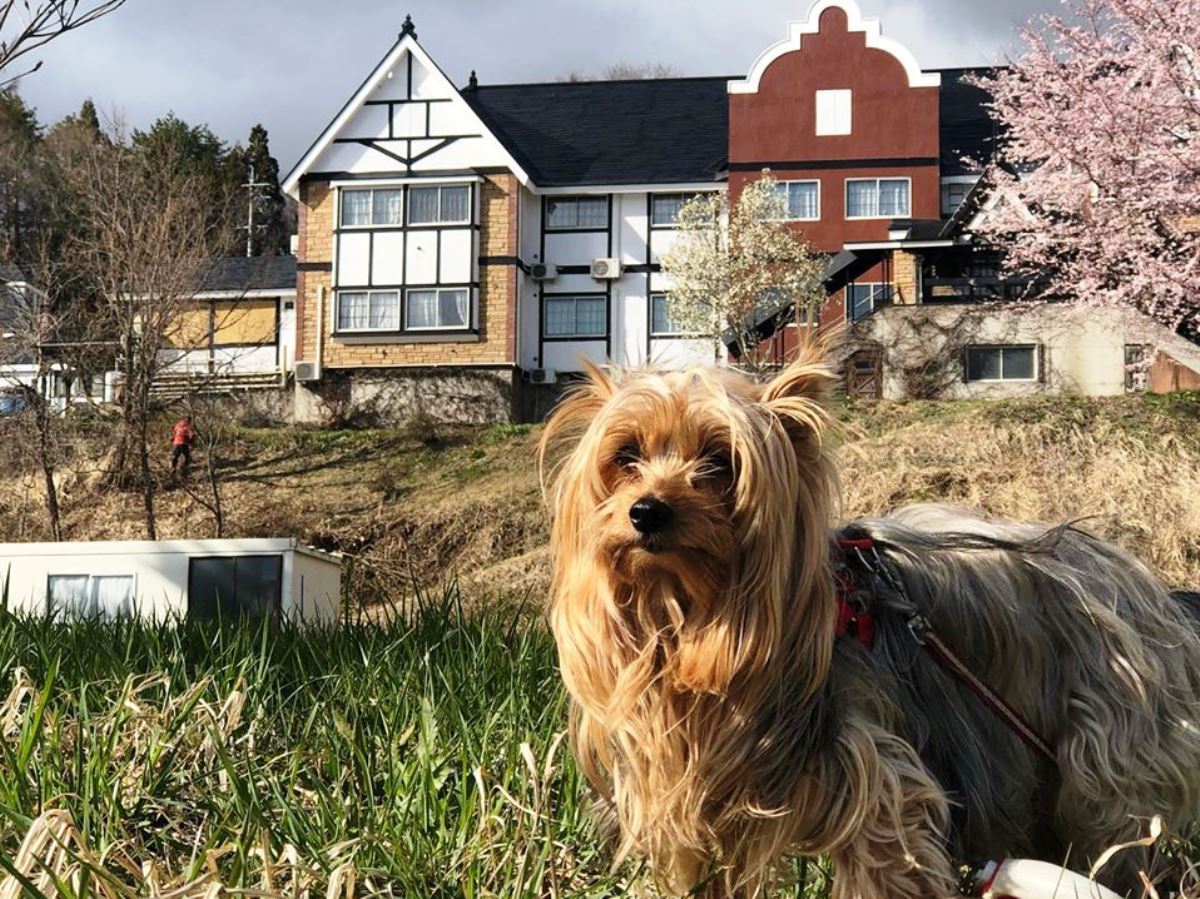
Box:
[539,346,1200,898]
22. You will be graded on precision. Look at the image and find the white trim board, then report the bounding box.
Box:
[728,0,940,95]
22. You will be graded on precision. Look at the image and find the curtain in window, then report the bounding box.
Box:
[652,195,685,226]
[48,575,90,617]
[651,295,681,334]
[788,183,819,219]
[409,187,439,224]
[846,181,877,218]
[440,187,470,223]
[369,292,400,330]
[576,198,608,228]
[406,291,437,329]
[575,297,606,335]
[341,190,372,227]
[544,297,575,336]
[372,189,404,225]
[438,290,468,328]
[93,576,134,617]
[546,200,575,230]
[338,293,369,330]
[878,179,910,217]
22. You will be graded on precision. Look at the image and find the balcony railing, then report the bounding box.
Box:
[922,277,1037,304]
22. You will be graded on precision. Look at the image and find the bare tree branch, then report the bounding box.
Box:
[0,0,128,89]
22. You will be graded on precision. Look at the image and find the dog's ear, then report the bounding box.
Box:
[537,360,617,490]
[759,342,834,447]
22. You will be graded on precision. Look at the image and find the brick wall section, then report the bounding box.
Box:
[892,250,919,305]
[294,174,517,370]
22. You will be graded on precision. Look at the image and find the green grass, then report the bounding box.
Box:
[0,592,628,897]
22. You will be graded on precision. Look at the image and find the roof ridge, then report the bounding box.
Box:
[468,74,739,90]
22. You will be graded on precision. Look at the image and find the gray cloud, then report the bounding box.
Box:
[14,0,1061,173]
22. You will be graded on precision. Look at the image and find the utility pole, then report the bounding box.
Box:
[239,163,271,257]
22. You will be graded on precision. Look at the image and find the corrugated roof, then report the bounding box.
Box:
[198,256,297,293]
[464,77,731,187]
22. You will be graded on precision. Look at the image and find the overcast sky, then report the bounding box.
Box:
[13,0,1061,175]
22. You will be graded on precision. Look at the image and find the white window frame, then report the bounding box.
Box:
[542,295,608,339]
[845,177,912,220]
[772,180,821,222]
[404,288,472,332]
[815,89,853,137]
[47,573,136,618]
[545,196,610,232]
[334,290,402,334]
[649,293,695,337]
[406,184,472,227]
[650,193,691,229]
[339,186,405,229]
[964,344,1040,383]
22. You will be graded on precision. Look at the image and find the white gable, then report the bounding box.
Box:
[282,34,529,197]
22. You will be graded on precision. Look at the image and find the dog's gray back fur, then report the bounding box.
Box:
[832,504,1200,879]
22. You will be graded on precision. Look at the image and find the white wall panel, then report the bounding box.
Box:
[649,338,717,370]
[650,228,680,264]
[337,232,371,286]
[410,58,440,99]
[439,230,472,283]
[430,101,472,136]
[343,104,390,141]
[615,193,649,266]
[544,231,609,266]
[372,232,405,285]
[392,103,427,139]
[542,341,608,373]
[405,231,438,284]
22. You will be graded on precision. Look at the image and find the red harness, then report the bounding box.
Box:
[833,535,1058,766]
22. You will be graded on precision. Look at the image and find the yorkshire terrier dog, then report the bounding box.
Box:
[539,347,1200,898]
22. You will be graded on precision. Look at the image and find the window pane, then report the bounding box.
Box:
[48,575,91,617]
[234,556,282,619]
[188,558,238,621]
[546,199,575,229]
[438,289,468,328]
[576,297,606,336]
[967,347,1002,381]
[878,179,910,217]
[576,197,608,228]
[338,292,368,330]
[847,181,877,217]
[341,190,372,227]
[440,186,470,222]
[651,295,682,334]
[372,189,404,225]
[369,292,400,330]
[406,290,437,329]
[1002,346,1035,379]
[848,285,875,321]
[651,195,686,226]
[788,182,819,219]
[409,187,439,224]
[92,576,134,618]
[544,297,575,336]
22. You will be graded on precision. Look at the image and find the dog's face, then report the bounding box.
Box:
[542,354,837,637]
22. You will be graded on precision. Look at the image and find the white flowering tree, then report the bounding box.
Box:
[659,174,828,371]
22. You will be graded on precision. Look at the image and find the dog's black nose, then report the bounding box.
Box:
[630,497,673,534]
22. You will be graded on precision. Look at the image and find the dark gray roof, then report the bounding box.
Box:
[199,256,297,293]
[935,67,1002,176]
[464,77,730,187]
[0,264,26,283]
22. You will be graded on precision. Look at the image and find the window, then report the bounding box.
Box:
[408,185,470,225]
[941,181,973,217]
[188,555,282,621]
[650,294,689,336]
[546,196,608,231]
[651,194,689,227]
[773,181,820,221]
[846,178,911,219]
[847,283,891,321]
[47,574,133,618]
[340,188,404,227]
[337,291,401,332]
[1125,345,1150,392]
[543,295,607,338]
[815,89,852,136]
[965,345,1038,382]
[406,288,469,330]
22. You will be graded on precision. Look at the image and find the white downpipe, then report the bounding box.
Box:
[316,283,325,376]
[976,859,1124,899]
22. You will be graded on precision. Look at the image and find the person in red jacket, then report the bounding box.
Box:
[171,416,196,474]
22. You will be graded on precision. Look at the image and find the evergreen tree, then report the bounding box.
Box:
[0,88,44,262]
[230,123,291,256]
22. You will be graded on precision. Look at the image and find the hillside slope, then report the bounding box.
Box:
[0,393,1197,602]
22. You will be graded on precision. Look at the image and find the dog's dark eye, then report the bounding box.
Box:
[700,448,733,477]
[613,442,641,470]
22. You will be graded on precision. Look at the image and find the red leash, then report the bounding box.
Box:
[835,537,1058,767]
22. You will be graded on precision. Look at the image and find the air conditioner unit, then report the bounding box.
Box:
[526,368,557,385]
[294,360,321,383]
[590,258,622,280]
[530,262,558,281]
